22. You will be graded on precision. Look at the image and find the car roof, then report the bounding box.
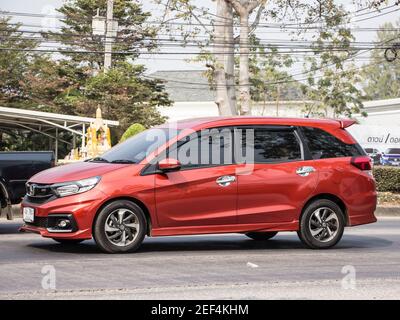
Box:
[171,116,348,130]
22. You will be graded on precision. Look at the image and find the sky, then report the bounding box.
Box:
[1,0,400,76]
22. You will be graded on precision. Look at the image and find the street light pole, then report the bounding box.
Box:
[104,0,114,72]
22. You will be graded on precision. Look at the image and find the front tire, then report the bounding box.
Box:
[93,200,147,253]
[245,232,278,241]
[297,199,345,249]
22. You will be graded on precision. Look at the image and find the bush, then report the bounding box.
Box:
[373,166,400,193]
[119,123,146,143]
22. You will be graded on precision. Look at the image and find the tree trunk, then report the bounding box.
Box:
[214,0,235,116]
[238,13,251,115]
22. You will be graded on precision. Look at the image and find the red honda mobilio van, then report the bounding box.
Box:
[21,117,377,253]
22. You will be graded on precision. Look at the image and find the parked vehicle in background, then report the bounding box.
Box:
[364,148,381,165]
[0,152,54,220]
[21,117,377,253]
[380,148,400,166]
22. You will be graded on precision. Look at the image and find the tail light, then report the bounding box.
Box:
[351,156,372,175]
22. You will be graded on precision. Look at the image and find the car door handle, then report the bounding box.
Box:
[296,166,316,177]
[216,175,236,187]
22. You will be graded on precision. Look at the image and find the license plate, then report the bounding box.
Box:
[23,207,35,223]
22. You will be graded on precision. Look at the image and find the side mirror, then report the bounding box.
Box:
[158,158,181,172]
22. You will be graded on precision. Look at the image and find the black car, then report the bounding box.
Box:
[364,148,381,165]
[0,151,54,219]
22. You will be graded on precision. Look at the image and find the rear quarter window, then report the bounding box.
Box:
[301,127,364,159]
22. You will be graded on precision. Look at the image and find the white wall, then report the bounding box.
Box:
[158,102,219,121]
[347,124,400,152]
[158,100,317,121]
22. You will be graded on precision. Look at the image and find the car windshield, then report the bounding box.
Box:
[385,148,400,154]
[94,128,180,163]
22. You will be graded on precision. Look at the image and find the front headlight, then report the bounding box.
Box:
[52,176,101,197]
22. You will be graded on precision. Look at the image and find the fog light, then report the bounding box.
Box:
[57,219,70,228]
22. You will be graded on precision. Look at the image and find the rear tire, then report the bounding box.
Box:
[53,239,84,245]
[93,200,147,253]
[297,199,345,249]
[245,231,278,241]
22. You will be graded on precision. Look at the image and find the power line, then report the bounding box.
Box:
[1,4,399,29]
[144,58,388,91]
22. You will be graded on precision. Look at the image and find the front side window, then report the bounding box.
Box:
[237,128,302,163]
[169,128,233,169]
[302,127,363,159]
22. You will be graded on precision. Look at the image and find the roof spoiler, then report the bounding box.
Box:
[338,119,357,129]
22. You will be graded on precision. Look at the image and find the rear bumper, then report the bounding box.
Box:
[348,213,377,226]
[347,190,377,227]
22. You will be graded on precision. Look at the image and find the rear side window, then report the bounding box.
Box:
[238,128,302,163]
[301,127,363,159]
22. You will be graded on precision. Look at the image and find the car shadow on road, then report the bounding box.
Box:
[3,220,393,254]
[0,221,22,234]
[25,233,393,255]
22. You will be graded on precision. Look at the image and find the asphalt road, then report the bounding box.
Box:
[0,217,399,299]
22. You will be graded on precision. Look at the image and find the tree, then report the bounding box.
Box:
[0,17,38,108]
[44,0,172,132]
[301,1,366,118]
[362,21,400,100]
[246,36,297,108]
[79,61,170,136]
[46,0,157,69]
[120,123,146,142]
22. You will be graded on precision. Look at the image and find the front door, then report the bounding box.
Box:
[155,127,238,228]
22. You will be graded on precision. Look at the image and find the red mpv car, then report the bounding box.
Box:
[21,117,377,253]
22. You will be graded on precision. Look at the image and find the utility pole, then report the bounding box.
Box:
[104,0,114,72]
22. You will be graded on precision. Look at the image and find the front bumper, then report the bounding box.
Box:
[19,189,107,239]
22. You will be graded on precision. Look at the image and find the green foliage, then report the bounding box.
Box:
[246,36,300,104]
[0,1,171,152]
[69,61,170,136]
[120,123,146,143]
[46,0,157,69]
[301,1,366,118]
[374,166,400,193]
[0,17,38,106]
[362,21,400,100]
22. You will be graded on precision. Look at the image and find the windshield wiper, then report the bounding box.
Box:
[87,157,109,163]
[110,159,137,164]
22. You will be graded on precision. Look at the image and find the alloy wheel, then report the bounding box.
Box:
[308,207,339,243]
[104,208,140,247]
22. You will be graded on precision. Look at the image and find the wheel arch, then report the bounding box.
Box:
[93,196,153,236]
[301,193,349,226]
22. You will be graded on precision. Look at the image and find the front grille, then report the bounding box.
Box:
[25,183,55,204]
[26,183,53,197]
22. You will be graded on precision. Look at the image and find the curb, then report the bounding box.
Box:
[375,206,400,217]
